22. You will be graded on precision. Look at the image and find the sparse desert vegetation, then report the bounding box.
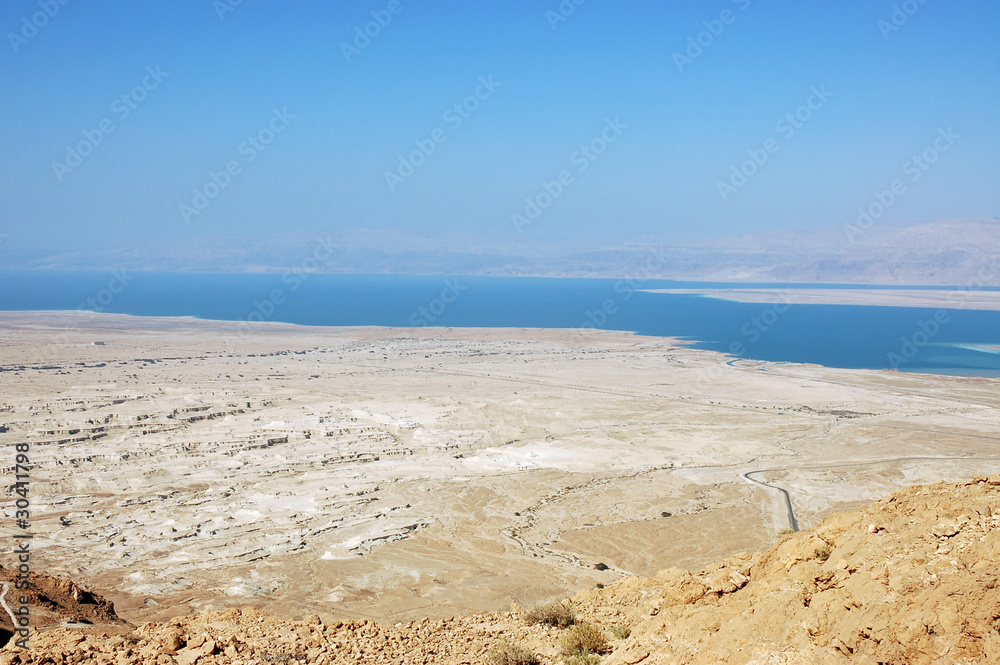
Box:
[485,640,540,665]
[558,623,610,659]
[4,476,1000,663]
[525,601,576,628]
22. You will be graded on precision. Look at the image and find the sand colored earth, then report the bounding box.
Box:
[1,312,999,631]
[3,476,999,663]
[647,287,1000,310]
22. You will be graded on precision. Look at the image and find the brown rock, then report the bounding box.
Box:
[618,645,650,664]
[159,630,184,654]
[174,640,215,665]
[932,522,960,538]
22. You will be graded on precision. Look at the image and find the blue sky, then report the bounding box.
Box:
[1,0,998,252]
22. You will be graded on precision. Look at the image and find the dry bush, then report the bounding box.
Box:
[485,640,540,665]
[525,600,576,628]
[610,623,631,640]
[815,544,832,562]
[563,655,601,665]
[559,623,610,657]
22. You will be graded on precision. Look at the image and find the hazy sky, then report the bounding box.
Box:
[2,0,998,253]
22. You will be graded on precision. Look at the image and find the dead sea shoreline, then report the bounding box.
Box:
[644,287,1000,311]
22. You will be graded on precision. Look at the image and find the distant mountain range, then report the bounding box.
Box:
[3,218,999,286]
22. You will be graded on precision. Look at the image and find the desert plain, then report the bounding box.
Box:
[1,311,999,628]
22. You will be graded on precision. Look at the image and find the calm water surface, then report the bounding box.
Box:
[2,271,999,377]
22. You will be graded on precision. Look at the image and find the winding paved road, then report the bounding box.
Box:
[741,470,799,531]
[742,455,1000,532]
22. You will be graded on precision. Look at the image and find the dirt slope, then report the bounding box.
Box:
[0,566,126,648]
[597,475,1000,664]
[2,476,998,664]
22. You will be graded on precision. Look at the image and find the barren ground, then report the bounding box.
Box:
[1,312,998,626]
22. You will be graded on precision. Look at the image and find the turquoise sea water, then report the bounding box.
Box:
[2,271,999,377]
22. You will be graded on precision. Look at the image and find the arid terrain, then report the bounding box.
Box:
[3,476,998,664]
[1,311,999,633]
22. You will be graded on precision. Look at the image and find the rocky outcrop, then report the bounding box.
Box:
[596,475,1000,664]
[0,566,126,650]
[2,477,999,664]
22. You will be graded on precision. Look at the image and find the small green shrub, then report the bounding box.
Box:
[559,623,610,657]
[525,600,576,628]
[610,623,631,640]
[594,562,609,571]
[660,511,672,518]
[484,640,540,665]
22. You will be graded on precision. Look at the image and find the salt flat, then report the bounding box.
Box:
[2,312,999,625]
[647,287,1000,310]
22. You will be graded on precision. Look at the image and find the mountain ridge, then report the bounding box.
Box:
[3,218,999,286]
